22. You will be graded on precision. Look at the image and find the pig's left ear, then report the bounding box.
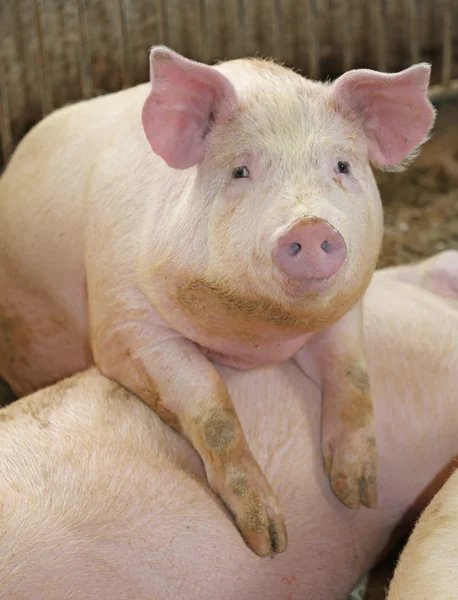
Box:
[142,46,237,169]
[331,64,436,170]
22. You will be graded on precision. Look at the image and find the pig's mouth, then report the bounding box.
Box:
[279,270,341,297]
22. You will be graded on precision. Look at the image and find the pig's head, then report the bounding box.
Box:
[141,47,435,332]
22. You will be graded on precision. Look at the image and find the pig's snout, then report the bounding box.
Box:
[274,218,347,282]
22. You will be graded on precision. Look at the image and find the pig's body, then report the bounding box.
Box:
[0,252,457,600]
[0,67,375,394]
[387,467,458,600]
[0,83,152,394]
[0,76,316,389]
[0,48,435,553]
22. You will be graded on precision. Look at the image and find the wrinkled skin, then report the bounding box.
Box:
[0,252,457,599]
[0,46,435,555]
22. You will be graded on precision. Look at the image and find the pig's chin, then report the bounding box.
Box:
[279,271,340,297]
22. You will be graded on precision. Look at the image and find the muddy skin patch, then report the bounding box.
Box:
[0,399,51,428]
[26,403,51,429]
[177,279,315,331]
[152,256,375,351]
[139,385,182,434]
[339,389,373,432]
[293,194,323,208]
[0,375,75,424]
[333,176,346,190]
[143,387,182,434]
[228,470,249,497]
[203,407,236,451]
[337,362,374,432]
[107,380,133,403]
[119,350,183,434]
[177,276,368,333]
[244,495,266,533]
[345,364,370,392]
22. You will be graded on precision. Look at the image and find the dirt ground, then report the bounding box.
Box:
[0,95,457,599]
[376,98,458,269]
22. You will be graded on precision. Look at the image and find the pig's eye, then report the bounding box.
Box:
[232,166,251,179]
[336,161,350,174]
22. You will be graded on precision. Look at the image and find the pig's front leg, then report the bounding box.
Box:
[92,320,287,557]
[294,300,378,509]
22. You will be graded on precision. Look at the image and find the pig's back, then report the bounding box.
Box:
[0,367,374,600]
[0,83,150,395]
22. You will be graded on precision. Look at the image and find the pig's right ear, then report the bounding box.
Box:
[141,46,237,170]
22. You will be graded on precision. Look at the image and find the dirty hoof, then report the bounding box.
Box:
[323,432,378,509]
[235,487,288,557]
[207,460,288,557]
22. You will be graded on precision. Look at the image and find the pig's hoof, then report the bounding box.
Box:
[235,488,288,557]
[323,434,378,509]
[208,464,288,557]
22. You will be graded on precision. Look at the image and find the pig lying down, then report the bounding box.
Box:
[386,261,458,600]
[0,46,435,555]
[387,457,458,600]
[0,252,457,600]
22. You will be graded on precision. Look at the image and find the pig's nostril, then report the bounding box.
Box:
[321,240,331,254]
[289,242,302,256]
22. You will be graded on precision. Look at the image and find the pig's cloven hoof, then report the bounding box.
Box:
[235,490,288,557]
[206,458,288,557]
[323,432,378,509]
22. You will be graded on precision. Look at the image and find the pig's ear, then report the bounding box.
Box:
[141,46,237,169]
[331,64,436,170]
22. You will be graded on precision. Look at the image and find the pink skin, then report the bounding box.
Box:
[0,253,457,600]
[0,47,435,556]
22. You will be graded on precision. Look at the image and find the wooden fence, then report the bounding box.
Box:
[1,0,457,165]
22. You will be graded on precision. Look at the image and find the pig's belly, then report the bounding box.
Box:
[200,332,314,370]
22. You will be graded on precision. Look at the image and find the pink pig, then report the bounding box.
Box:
[0,46,434,556]
[0,251,457,600]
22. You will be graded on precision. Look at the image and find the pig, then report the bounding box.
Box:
[386,258,458,600]
[387,466,458,600]
[0,46,435,556]
[0,251,457,600]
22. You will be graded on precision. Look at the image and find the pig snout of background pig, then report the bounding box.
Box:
[0,251,457,600]
[0,46,435,557]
